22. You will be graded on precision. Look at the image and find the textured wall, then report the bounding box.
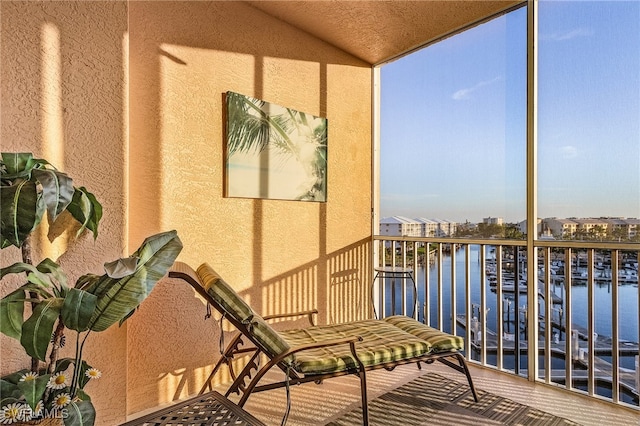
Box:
[0,1,129,425]
[126,1,372,415]
[1,0,373,422]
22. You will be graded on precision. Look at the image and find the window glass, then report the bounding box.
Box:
[538,0,640,242]
[380,8,527,239]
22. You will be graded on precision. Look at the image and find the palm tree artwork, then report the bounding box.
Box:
[225,91,327,202]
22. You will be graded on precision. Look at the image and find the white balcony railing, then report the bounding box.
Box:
[372,236,640,410]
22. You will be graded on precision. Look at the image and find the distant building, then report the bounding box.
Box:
[430,218,457,237]
[379,216,457,237]
[517,218,544,236]
[627,219,640,238]
[543,218,578,238]
[603,217,640,239]
[483,217,503,225]
[415,217,438,237]
[416,217,458,237]
[573,218,609,238]
[379,216,421,237]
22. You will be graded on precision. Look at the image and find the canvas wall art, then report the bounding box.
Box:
[225,91,327,202]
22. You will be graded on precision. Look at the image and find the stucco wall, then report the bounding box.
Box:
[0,1,129,424]
[1,1,372,423]
[126,1,372,416]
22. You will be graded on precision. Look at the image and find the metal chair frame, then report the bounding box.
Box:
[169,263,478,426]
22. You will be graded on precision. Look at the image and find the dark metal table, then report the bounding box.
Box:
[371,266,418,319]
[120,391,266,426]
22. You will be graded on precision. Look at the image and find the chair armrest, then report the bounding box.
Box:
[263,309,318,326]
[271,335,364,365]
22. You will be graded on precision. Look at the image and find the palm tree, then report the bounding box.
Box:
[225,92,327,201]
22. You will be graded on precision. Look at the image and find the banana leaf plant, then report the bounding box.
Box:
[0,230,183,425]
[1,152,103,375]
[0,152,102,251]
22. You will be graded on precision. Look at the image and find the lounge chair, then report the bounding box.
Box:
[169,262,478,425]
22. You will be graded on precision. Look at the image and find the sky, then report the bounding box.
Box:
[380,0,640,224]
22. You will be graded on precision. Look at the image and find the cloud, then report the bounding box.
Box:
[559,145,578,159]
[541,27,593,42]
[452,77,501,101]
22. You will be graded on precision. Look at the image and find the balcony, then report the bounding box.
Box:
[236,362,637,425]
[369,236,639,412]
[125,237,639,425]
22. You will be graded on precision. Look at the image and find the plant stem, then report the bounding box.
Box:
[47,319,65,375]
[42,319,64,403]
[70,331,90,398]
[21,234,41,373]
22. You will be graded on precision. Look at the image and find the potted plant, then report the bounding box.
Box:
[0,153,183,425]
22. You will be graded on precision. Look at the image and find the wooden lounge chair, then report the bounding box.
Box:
[169,262,478,425]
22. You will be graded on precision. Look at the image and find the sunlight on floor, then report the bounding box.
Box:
[229,363,639,426]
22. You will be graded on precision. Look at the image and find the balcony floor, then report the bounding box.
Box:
[232,362,639,425]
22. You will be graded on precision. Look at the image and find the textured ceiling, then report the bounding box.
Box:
[246,0,523,65]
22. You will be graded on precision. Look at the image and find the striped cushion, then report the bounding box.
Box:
[243,314,291,359]
[280,319,431,375]
[194,264,462,374]
[197,263,254,322]
[383,315,464,352]
[196,264,291,358]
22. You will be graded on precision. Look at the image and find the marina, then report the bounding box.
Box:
[379,244,640,404]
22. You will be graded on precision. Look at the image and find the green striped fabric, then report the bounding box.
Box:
[197,263,254,322]
[197,263,291,359]
[383,315,464,352]
[242,314,292,360]
[280,319,432,375]
[195,264,463,376]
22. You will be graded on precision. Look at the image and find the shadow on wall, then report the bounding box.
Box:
[125,236,372,415]
[252,238,373,325]
[3,0,372,423]
[125,276,219,406]
[1,2,129,426]
[125,1,371,416]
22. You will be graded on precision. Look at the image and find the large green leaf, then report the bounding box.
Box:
[86,230,182,332]
[1,369,30,384]
[76,360,93,390]
[20,298,64,360]
[1,152,102,247]
[35,258,69,289]
[66,187,102,240]
[55,357,75,373]
[1,152,33,177]
[0,288,26,340]
[65,399,95,426]
[0,180,44,248]
[62,288,97,332]
[104,256,138,279]
[1,261,60,288]
[0,379,23,403]
[74,274,102,290]
[17,374,49,410]
[31,168,74,221]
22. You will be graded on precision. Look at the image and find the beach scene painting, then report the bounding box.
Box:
[225,91,327,202]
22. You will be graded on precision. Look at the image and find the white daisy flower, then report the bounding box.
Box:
[19,372,38,382]
[47,372,69,389]
[85,368,102,379]
[0,403,22,424]
[53,393,71,409]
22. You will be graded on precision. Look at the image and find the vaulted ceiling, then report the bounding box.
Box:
[246,1,523,65]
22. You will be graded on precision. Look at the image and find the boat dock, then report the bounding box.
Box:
[455,314,639,399]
